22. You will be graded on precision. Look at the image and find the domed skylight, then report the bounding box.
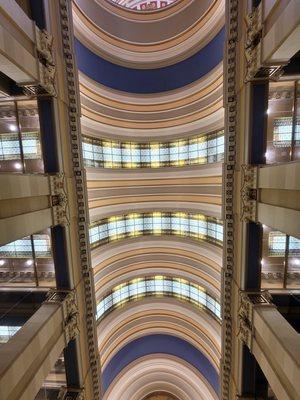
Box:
[108,0,178,11]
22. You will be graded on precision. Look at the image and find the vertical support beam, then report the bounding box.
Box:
[249,82,268,165]
[244,222,262,289]
[29,0,46,29]
[38,97,60,173]
[241,345,268,399]
[64,339,81,387]
[51,225,71,289]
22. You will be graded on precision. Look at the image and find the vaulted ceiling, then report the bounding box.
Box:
[73,1,225,398]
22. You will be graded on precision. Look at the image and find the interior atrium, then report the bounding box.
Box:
[0,1,299,399]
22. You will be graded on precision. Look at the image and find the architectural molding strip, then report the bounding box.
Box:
[58,1,101,398]
[221,0,238,398]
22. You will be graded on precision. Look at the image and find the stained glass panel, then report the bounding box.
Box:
[82,131,224,169]
[89,212,223,247]
[96,275,221,321]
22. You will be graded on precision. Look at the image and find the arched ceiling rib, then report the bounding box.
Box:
[81,109,224,140]
[98,300,221,369]
[142,392,180,400]
[80,83,222,124]
[92,238,222,275]
[101,335,219,395]
[74,29,224,93]
[86,165,222,220]
[94,257,221,299]
[102,355,218,400]
[92,238,222,301]
[79,64,222,110]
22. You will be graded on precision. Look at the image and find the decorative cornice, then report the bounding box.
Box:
[35,26,54,65]
[240,165,258,222]
[221,0,238,398]
[58,1,102,398]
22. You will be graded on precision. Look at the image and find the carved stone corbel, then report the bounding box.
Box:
[244,2,263,81]
[241,165,258,222]
[39,62,56,96]
[21,62,56,96]
[49,173,69,226]
[245,42,263,82]
[245,3,262,47]
[46,290,79,344]
[237,291,272,351]
[21,26,56,96]
[237,292,253,350]
[58,387,85,400]
[35,26,54,65]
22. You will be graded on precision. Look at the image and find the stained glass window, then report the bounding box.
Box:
[82,131,224,169]
[96,276,221,321]
[89,212,223,248]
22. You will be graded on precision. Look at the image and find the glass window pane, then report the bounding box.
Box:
[82,131,224,169]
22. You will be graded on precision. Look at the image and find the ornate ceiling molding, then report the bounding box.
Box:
[81,98,222,129]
